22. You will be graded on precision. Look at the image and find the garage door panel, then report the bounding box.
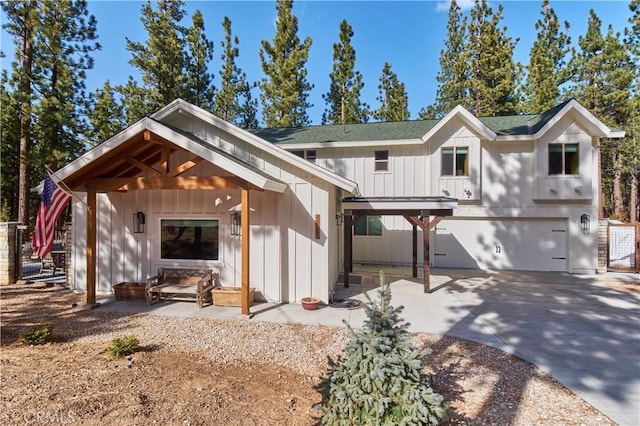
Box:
[434,219,567,271]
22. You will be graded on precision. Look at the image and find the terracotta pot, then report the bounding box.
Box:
[301,296,320,310]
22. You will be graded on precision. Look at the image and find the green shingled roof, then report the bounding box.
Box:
[248,100,573,145]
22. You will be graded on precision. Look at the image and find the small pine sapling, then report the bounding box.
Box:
[316,271,451,425]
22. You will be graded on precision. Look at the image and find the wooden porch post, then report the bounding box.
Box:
[423,215,430,293]
[412,224,418,278]
[86,186,96,305]
[241,188,250,316]
[343,212,352,288]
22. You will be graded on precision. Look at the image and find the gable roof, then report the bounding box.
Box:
[56,117,288,193]
[249,99,624,147]
[151,99,360,195]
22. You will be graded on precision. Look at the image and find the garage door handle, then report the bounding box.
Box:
[552,257,566,260]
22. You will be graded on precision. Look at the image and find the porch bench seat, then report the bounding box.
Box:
[146,268,214,308]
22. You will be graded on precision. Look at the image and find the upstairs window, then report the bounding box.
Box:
[549,143,579,175]
[354,215,382,236]
[292,150,317,163]
[374,150,389,172]
[441,146,468,176]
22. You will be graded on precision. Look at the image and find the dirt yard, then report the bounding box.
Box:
[1,281,627,425]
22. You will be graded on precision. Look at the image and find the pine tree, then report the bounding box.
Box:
[1,0,99,224]
[569,10,634,219]
[213,16,257,128]
[124,0,188,118]
[0,69,21,220]
[86,80,127,146]
[2,0,38,224]
[322,19,369,125]
[259,0,313,127]
[523,0,571,114]
[467,0,520,116]
[374,62,409,122]
[423,0,468,119]
[185,9,215,109]
[316,272,450,425]
[625,0,640,222]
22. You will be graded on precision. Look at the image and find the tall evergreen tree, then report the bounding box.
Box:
[259,0,313,127]
[213,16,257,128]
[124,0,188,119]
[625,0,640,222]
[373,62,409,122]
[2,0,38,224]
[1,0,99,225]
[32,0,100,170]
[185,9,215,109]
[523,0,571,114]
[0,68,21,220]
[86,80,127,147]
[422,0,468,119]
[466,0,520,116]
[322,19,369,125]
[569,10,634,219]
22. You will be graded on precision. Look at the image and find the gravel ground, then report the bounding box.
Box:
[1,282,620,425]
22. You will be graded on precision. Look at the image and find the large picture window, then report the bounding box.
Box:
[160,219,219,261]
[549,143,579,175]
[441,146,468,176]
[354,215,382,236]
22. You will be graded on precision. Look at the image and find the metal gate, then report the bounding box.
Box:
[608,224,640,272]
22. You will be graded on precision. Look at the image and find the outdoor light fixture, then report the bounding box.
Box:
[231,212,241,236]
[580,213,590,234]
[336,212,343,226]
[133,212,145,234]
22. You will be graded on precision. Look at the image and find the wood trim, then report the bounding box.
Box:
[126,156,161,176]
[169,157,204,177]
[241,188,250,316]
[89,176,259,191]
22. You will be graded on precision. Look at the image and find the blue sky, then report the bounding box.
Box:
[0,0,634,125]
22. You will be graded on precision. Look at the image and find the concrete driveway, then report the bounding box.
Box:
[433,269,640,426]
[98,267,640,425]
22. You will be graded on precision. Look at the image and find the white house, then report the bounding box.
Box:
[54,98,623,310]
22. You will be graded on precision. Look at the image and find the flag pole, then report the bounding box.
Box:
[44,166,90,212]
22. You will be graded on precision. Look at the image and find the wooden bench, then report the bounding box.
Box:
[146,268,215,308]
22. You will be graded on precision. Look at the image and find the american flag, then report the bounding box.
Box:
[32,172,71,258]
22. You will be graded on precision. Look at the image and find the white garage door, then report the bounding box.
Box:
[433,218,567,272]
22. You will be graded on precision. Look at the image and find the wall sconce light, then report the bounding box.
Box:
[336,212,343,226]
[580,213,590,234]
[230,212,241,236]
[133,212,145,234]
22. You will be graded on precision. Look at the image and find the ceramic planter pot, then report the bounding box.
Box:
[301,296,320,310]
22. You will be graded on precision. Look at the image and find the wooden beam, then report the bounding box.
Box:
[423,215,431,293]
[90,176,259,191]
[412,223,418,278]
[161,146,171,175]
[126,156,161,176]
[169,157,205,177]
[86,187,96,306]
[343,214,352,288]
[241,188,250,316]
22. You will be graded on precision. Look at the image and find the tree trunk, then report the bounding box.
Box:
[17,3,34,226]
[631,171,638,224]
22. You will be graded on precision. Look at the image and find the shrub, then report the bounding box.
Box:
[107,335,139,358]
[316,271,451,425]
[21,324,54,346]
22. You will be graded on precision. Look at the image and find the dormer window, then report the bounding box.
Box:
[549,144,578,175]
[441,146,468,176]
